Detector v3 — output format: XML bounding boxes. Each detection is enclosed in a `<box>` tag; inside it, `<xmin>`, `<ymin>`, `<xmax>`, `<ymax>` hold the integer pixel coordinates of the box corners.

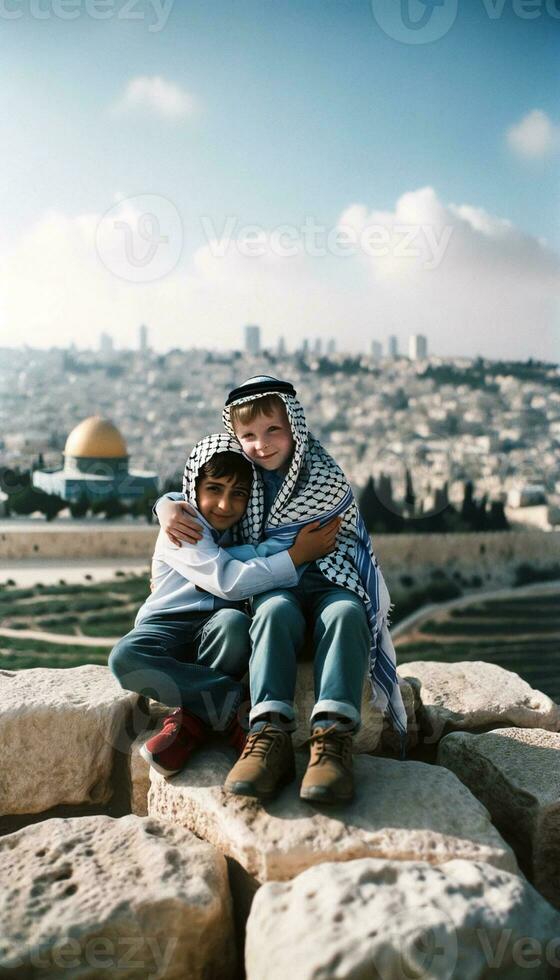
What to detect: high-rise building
<box><xmin>313</xmin><ymin>338</ymin><xmax>322</xmax><ymax>356</ymax></box>
<box><xmin>371</xmin><ymin>340</ymin><xmax>383</xmax><ymax>360</ymax></box>
<box><xmin>244</xmin><ymin>324</ymin><xmax>261</xmax><ymax>356</ymax></box>
<box><xmin>301</xmin><ymin>338</ymin><xmax>309</xmax><ymax>356</ymax></box>
<box><xmin>409</xmin><ymin>333</ymin><xmax>428</xmax><ymax>360</ymax></box>
<box><xmin>99</xmin><ymin>332</ymin><xmax>113</xmax><ymax>355</ymax></box>
<box><xmin>139</xmin><ymin>324</ymin><xmax>149</xmax><ymax>352</ymax></box>
<box><xmin>326</xmin><ymin>339</ymin><xmax>336</xmax><ymax>356</ymax></box>
<box><xmin>277</xmin><ymin>336</ymin><xmax>287</xmax><ymax>356</ymax></box>
<box><xmin>387</xmin><ymin>335</ymin><xmax>399</xmax><ymax>358</ymax></box>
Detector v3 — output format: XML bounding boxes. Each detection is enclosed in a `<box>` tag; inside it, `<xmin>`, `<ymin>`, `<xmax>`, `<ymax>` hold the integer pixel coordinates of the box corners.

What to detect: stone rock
<box><xmin>148</xmin><ymin>746</ymin><xmax>517</xmax><ymax>883</ymax></box>
<box><xmin>0</xmin><ymin>813</ymin><xmax>235</xmax><ymax>979</ymax></box>
<box><xmin>131</xmin><ymin>673</ymin><xmax>418</xmax><ymax>817</ymax></box>
<box><xmin>245</xmin><ymin>857</ymin><xmax>560</xmax><ymax>980</ymax></box>
<box><xmin>130</xmin><ymin>731</ymin><xmax>153</xmax><ymax>817</ymax></box>
<box><xmin>293</xmin><ymin>664</ymin><xmax>418</xmax><ymax>754</ymax></box>
<box><xmin>0</xmin><ymin>665</ymin><xmax>138</xmax><ymax>815</ymax></box>
<box><xmin>398</xmin><ymin>660</ymin><xmax>560</xmax><ymax>744</ymax></box>
<box><xmin>438</xmin><ymin>727</ymin><xmax>560</xmax><ymax>910</ymax></box>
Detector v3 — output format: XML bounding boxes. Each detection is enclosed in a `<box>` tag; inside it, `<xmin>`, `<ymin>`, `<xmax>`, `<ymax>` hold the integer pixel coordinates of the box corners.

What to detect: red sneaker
<box><xmin>139</xmin><ymin>708</ymin><xmax>207</xmax><ymax>777</ymax></box>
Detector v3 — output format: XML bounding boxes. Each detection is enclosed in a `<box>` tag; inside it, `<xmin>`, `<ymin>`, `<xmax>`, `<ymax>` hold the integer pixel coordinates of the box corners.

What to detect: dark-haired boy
<box><xmin>109</xmin><ymin>436</ymin><xmax>338</xmax><ymax>778</ymax></box>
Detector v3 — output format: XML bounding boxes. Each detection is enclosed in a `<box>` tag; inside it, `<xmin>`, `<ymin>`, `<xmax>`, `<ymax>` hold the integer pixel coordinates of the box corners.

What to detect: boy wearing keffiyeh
<box><xmin>109</xmin><ymin>433</ymin><xmax>337</xmax><ymax>779</ymax></box>
<box><xmin>158</xmin><ymin>376</ymin><xmax>407</xmax><ymax>804</ymax></box>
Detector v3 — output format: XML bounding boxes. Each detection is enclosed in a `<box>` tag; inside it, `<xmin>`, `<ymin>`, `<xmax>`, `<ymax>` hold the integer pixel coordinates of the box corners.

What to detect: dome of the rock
<box><xmin>64</xmin><ymin>417</ymin><xmax>128</xmax><ymax>459</ymax></box>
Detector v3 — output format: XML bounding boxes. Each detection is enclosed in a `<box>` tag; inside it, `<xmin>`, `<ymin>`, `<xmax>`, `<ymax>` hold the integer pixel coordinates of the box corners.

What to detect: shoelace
<box><xmin>240</xmin><ymin>726</ymin><xmax>280</xmax><ymax>760</ymax></box>
<box><xmin>304</xmin><ymin>724</ymin><xmax>349</xmax><ymax>761</ymax></box>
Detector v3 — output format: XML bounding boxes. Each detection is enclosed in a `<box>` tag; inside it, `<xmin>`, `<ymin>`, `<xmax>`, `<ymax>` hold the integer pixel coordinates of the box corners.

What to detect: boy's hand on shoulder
<box><xmin>288</xmin><ymin>517</ymin><xmax>342</xmax><ymax>566</ymax></box>
<box><xmin>157</xmin><ymin>499</ymin><xmax>204</xmax><ymax>547</ymax></box>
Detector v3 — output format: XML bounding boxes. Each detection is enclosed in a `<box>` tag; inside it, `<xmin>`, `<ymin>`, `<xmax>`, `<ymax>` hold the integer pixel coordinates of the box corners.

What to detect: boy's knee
<box><xmin>324</xmin><ymin>598</ymin><xmax>369</xmax><ymax>634</ymax></box>
<box><xmin>108</xmin><ymin>638</ymin><xmax>132</xmax><ymax>677</ymax></box>
<box><xmin>252</xmin><ymin>593</ymin><xmax>295</xmax><ymax>622</ymax></box>
<box><xmin>211</xmin><ymin>608</ymin><xmax>250</xmax><ymax>643</ymax></box>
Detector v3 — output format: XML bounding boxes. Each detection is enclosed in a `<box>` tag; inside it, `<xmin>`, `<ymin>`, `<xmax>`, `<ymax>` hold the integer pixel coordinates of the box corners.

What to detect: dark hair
<box><xmin>195</xmin><ymin>450</ymin><xmax>252</xmax><ymax>492</ymax></box>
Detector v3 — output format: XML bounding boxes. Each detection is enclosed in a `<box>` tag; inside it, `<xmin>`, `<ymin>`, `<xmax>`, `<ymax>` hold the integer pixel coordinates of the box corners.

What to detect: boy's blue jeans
<box><xmin>249</xmin><ymin>565</ymin><xmax>370</xmax><ymax>732</ymax></box>
<box><xmin>108</xmin><ymin>607</ymin><xmax>250</xmax><ymax>730</ymax></box>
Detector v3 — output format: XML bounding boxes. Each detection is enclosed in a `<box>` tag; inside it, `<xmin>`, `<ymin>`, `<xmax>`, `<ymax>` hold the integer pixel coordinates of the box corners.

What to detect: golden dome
<box><xmin>64</xmin><ymin>416</ymin><xmax>128</xmax><ymax>459</ymax></box>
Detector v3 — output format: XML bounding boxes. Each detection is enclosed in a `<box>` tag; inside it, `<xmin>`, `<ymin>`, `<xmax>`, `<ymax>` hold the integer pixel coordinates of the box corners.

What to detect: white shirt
<box><xmin>134</xmin><ymin>509</ymin><xmax>297</xmax><ymax>626</ymax></box>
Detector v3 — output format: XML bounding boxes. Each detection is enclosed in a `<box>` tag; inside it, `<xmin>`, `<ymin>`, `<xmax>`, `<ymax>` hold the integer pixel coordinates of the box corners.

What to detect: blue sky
<box><xmin>0</xmin><ymin>0</ymin><xmax>558</xmax><ymax>358</ymax></box>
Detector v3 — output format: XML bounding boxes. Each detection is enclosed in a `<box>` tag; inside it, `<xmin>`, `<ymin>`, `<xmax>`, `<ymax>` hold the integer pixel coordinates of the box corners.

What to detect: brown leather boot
<box><xmin>224</xmin><ymin>723</ymin><xmax>295</xmax><ymax>800</ymax></box>
<box><xmin>300</xmin><ymin>724</ymin><xmax>354</xmax><ymax>804</ymax></box>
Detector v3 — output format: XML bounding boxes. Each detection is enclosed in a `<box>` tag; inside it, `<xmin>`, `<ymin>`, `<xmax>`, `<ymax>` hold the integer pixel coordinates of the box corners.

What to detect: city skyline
<box><xmin>0</xmin><ymin>2</ymin><xmax>558</xmax><ymax>359</ymax></box>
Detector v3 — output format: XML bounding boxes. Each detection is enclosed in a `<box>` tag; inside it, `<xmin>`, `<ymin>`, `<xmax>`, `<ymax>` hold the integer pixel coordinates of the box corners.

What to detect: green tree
<box><xmin>70</xmin><ymin>494</ymin><xmax>89</xmax><ymax>518</ymax></box>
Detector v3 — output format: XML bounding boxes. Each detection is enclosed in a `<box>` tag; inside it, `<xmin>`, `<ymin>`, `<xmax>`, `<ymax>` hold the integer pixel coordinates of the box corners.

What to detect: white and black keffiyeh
<box><xmin>182</xmin><ymin>434</ymin><xmax>250</xmax><ymax>544</ymax></box>
<box><xmin>222</xmin><ymin>375</ymin><xmax>408</xmax><ymax>758</ymax></box>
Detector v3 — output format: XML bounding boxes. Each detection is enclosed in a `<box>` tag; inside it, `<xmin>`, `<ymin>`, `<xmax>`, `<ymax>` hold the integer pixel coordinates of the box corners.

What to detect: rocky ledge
<box><xmin>0</xmin><ymin>659</ymin><xmax>559</xmax><ymax>978</ymax></box>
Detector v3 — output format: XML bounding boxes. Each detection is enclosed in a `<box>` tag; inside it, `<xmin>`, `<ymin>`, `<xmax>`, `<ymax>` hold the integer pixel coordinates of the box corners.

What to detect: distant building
<box><xmin>244</xmin><ymin>325</ymin><xmax>261</xmax><ymax>356</ymax></box>
<box><xmin>326</xmin><ymin>339</ymin><xmax>336</xmax><ymax>356</ymax></box>
<box><xmin>313</xmin><ymin>338</ymin><xmax>322</xmax><ymax>356</ymax></box>
<box><xmin>99</xmin><ymin>332</ymin><xmax>113</xmax><ymax>355</ymax></box>
<box><xmin>409</xmin><ymin>333</ymin><xmax>428</xmax><ymax>360</ymax></box>
<box><xmin>507</xmin><ymin>485</ymin><xmax>547</xmax><ymax>508</ymax></box>
<box><xmin>371</xmin><ymin>340</ymin><xmax>383</xmax><ymax>361</ymax></box>
<box><xmin>139</xmin><ymin>324</ymin><xmax>149</xmax><ymax>352</ymax></box>
<box><xmin>32</xmin><ymin>416</ymin><xmax>158</xmax><ymax>504</ymax></box>
<box><xmin>277</xmin><ymin>336</ymin><xmax>287</xmax><ymax>356</ymax></box>
<box><xmin>301</xmin><ymin>339</ymin><xmax>310</xmax><ymax>356</ymax></box>
<box><xmin>387</xmin><ymin>335</ymin><xmax>399</xmax><ymax>358</ymax></box>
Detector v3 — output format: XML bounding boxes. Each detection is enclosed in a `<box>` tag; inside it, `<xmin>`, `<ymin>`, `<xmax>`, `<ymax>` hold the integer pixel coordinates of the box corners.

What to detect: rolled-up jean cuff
<box><xmin>311</xmin><ymin>699</ymin><xmax>361</xmax><ymax>731</ymax></box>
<box><xmin>250</xmin><ymin>700</ymin><xmax>296</xmax><ymax>731</ymax></box>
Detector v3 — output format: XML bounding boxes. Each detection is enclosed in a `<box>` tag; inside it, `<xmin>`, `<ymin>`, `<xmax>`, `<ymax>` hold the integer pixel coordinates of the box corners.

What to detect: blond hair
<box><xmin>230</xmin><ymin>393</ymin><xmax>287</xmax><ymax>429</ymax></box>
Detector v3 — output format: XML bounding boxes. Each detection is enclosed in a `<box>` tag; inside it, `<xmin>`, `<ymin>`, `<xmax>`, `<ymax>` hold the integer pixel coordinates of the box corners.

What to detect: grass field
<box><xmin>395</xmin><ymin>589</ymin><xmax>560</xmax><ymax>704</ymax></box>
<box><xmin>1</xmin><ymin>576</ymin><xmax>558</xmax><ymax>705</ymax></box>
<box><xmin>0</xmin><ymin>575</ymin><xmax>150</xmax><ymax>670</ymax></box>
<box><xmin>0</xmin><ymin>573</ymin><xmax>150</xmax><ymax>652</ymax></box>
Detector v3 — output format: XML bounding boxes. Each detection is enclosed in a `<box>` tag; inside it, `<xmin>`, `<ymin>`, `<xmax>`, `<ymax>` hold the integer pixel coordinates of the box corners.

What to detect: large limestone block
<box><xmin>0</xmin><ymin>664</ymin><xmax>138</xmax><ymax>815</ymax></box>
<box><xmin>131</xmin><ymin>675</ymin><xmax>418</xmax><ymax>816</ymax></box>
<box><xmin>438</xmin><ymin>727</ymin><xmax>560</xmax><ymax>910</ymax></box>
<box><xmin>148</xmin><ymin>746</ymin><xmax>517</xmax><ymax>882</ymax></box>
<box><xmin>398</xmin><ymin>660</ymin><xmax>560</xmax><ymax>744</ymax></box>
<box><xmin>245</xmin><ymin>857</ymin><xmax>560</xmax><ymax>980</ymax></box>
<box><xmin>293</xmin><ymin>663</ymin><xmax>418</xmax><ymax>754</ymax></box>
<box><xmin>0</xmin><ymin>813</ymin><xmax>236</xmax><ymax>979</ymax></box>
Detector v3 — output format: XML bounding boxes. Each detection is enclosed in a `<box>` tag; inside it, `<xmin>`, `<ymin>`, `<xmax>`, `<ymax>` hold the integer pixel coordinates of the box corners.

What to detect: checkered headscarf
<box><xmin>182</xmin><ymin>433</ymin><xmax>252</xmax><ymax>542</ymax></box>
<box><xmin>223</xmin><ymin>375</ymin><xmax>408</xmax><ymax>755</ymax></box>
<box><xmin>223</xmin><ymin>378</ymin><xmax>364</xmax><ymax>590</ymax></box>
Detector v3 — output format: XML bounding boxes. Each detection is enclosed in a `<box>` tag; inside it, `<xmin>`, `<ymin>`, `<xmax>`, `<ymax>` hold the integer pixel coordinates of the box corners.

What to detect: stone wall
<box><xmin>2</xmin><ymin>524</ymin><xmax>559</xmax><ymax>595</ymax></box>
<box><xmin>1</xmin><ymin>661</ymin><xmax>559</xmax><ymax>977</ymax></box>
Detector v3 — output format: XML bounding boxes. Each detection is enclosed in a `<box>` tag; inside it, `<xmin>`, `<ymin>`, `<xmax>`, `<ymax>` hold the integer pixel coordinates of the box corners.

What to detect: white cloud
<box><xmin>0</xmin><ymin>187</ymin><xmax>558</xmax><ymax>361</ymax></box>
<box><xmin>110</xmin><ymin>76</ymin><xmax>196</xmax><ymax>120</ymax></box>
<box><xmin>506</xmin><ymin>109</ymin><xmax>560</xmax><ymax>159</ymax></box>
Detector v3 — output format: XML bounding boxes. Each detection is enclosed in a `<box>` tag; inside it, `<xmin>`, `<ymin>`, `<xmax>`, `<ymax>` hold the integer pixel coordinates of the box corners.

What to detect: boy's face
<box><xmin>234</xmin><ymin>403</ymin><xmax>294</xmax><ymax>472</ymax></box>
<box><xmin>196</xmin><ymin>474</ymin><xmax>250</xmax><ymax>531</ymax></box>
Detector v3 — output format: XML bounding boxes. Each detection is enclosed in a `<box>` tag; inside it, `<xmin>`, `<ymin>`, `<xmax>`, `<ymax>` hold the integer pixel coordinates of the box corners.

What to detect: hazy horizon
<box><xmin>0</xmin><ymin>0</ymin><xmax>558</xmax><ymax>360</ymax></box>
